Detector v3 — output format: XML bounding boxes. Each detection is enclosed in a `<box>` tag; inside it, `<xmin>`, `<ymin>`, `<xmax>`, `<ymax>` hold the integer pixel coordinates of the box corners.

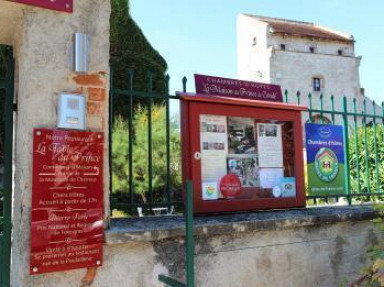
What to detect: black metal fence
<box><xmin>0</xmin><ymin>48</ymin><xmax>14</xmax><ymax>287</ymax></box>
<box><xmin>109</xmin><ymin>71</ymin><xmax>184</xmax><ymax>216</ymax></box>
<box><xmin>110</xmin><ymin>71</ymin><xmax>384</xmax><ymax>216</ymax></box>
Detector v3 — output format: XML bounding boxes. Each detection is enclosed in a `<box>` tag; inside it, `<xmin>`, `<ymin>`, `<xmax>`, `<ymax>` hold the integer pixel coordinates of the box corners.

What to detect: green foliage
<box><xmin>343</xmin><ymin>125</ymin><xmax>384</xmax><ymax>285</ymax></box>
<box><xmin>112</xmin><ymin>104</ymin><xmax>181</xmax><ymax>205</ymax></box>
<box><xmin>110</xmin><ymin>0</ymin><xmax>167</xmax><ymax>92</ymax></box>
<box><xmin>349</xmin><ymin>125</ymin><xmax>384</xmax><ymax>195</ymax></box>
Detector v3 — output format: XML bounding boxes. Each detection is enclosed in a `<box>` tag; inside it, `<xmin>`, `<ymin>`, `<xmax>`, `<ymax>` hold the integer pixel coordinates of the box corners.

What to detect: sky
<box><xmin>131</xmin><ymin>0</ymin><xmax>384</xmax><ymax>107</ymax></box>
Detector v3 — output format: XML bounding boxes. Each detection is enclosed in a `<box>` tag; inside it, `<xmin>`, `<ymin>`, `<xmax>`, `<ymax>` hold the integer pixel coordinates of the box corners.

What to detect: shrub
<box><xmin>111</xmin><ymin>104</ymin><xmax>181</xmax><ymax>205</ymax></box>
<box><xmin>349</xmin><ymin>125</ymin><xmax>384</xmax><ymax>195</ymax></box>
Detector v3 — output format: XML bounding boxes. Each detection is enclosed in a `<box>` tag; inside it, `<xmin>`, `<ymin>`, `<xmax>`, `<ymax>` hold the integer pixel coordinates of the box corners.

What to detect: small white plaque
<box><xmin>57</xmin><ymin>93</ymin><xmax>86</xmax><ymax>130</ymax></box>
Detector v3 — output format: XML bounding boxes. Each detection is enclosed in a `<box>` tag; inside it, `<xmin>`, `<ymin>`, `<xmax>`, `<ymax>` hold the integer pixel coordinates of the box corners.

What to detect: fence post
<box><xmin>147</xmin><ymin>72</ymin><xmax>154</xmax><ymax>211</ymax></box>
<box><xmin>342</xmin><ymin>97</ymin><xmax>351</xmax><ymax>205</ymax></box>
<box><xmin>183</xmin><ymin>77</ymin><xmax>187</xmax><ymax>93</ymax></box>
<box><xmin>320</xmin><ymin>94</ymin><xmax>324</xmax><ymax>124</ymax></box>
<box><xmin>186</xmin><ymin>181</ymin><xmax>195</xmax><ymax>287</ymax></box>
<box><xmin>331</xmin><ymin>95</ymin><xmax>335</xmax><ymax>124</ymax></box>
<box><xmin>1</xmin><ymin>55</ymin><xmax>14</xmax><ymax>287</ymax></box>
<box><xmin>352</xmin><ymin>98</ymin><xmax>361</xmax><ymax>194</ymax></box>
<box><xmin>128</xmin><ymin>71</ymin><xmax>134</xmax><ymax>213</ymax></box>
<box><xmin>165</xmin><ymin>74</ymin><xmax>172</xmax><ymax>210</ymax></box>
<box><xmin>308</xmin><ymin>93</ymin><xmax>312</xmax><ymax>122</ymax></box>
<box><xmin>362</xmin><ymin>100</ymin><xmax>371</xmax><ymax>195</ymax></box>
<box><xmin>158</xmin><ymin>181</ymin><xmax>194</xmax><ymax>287</ymax></box>
<box><xmin>372</xmin><ymin>101</ymin><xmax>380</xmax><ymax>193</ymax></box>
<box><xmin>109</xmin><ymin>69</ymin><xmax>114</xmax><ymax>218</ymax></box>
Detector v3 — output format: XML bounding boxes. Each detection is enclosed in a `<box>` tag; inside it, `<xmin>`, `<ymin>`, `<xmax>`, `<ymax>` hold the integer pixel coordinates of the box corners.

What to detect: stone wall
<box><xmin>0</xmin><ymin>1</ymin><xmax>110</xmax><ymax>286</ymax></box>
<box><xmin>20</xmin><ymin>207</ymin><xmax>383</xmax><ymax>287</ymax></box>
<box><xmin>237</xmin><ymin>14</ymin><xmax>271</xmax><ymax>83</ymax></box>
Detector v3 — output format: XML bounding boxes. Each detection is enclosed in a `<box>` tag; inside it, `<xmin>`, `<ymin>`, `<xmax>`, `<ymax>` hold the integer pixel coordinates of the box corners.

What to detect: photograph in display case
<box><xmin>227</xmin><ymin>155</ymin><xmax>259</xmax><ymax>187</ymax></box>
<box><xmin>257</xmin><ymin>123</ymin><xmax>283</xmax><ymax>168</ymax></box>
<box><xmin>199</xmin><ymin>115</ymin><xmax>228</xmax><ymax>200</ymax></box>
<box><xmin>199</xmin><ymin>114</ymin><xmax>296</xmax><ymax>201</ymax></box>
<box><xmin>228</xmin><ymin>117</ymin><xmax>256</xmax><ymax>154</ymax></box>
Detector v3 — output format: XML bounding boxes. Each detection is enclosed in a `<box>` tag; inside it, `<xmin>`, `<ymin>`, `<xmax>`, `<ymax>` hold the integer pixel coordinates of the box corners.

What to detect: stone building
<box><xmin>237</xmin><ymin>14</ymin><xmax>379</xmax><ymax>124</ymax></box>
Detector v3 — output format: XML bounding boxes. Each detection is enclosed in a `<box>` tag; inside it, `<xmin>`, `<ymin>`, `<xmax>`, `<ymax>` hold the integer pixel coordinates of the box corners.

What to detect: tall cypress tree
<box><xmin>110</xmin><ymin>0</ymin><xmax>167</xmax><ymax>92</ymax></box>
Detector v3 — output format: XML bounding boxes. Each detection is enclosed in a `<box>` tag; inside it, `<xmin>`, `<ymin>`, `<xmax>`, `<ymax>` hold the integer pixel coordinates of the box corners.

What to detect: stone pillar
<box><xmin>5</xmin><ymin>1</ymin><xmax>111</xmax><ymax>285</ymax></box>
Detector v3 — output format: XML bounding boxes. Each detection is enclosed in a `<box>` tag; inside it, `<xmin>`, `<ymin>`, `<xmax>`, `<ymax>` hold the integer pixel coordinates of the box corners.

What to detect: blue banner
<box><xmin>305</xmin><ymin>123</ymin><xmax>345</xmax><ymax>196</ymax></box>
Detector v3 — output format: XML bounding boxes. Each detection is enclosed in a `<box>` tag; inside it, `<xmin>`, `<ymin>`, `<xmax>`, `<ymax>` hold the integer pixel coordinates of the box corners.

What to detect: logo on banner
<box><xmin>314</xmin><ymin>147</ymin><xmax>339</xmax><ymax>182</ymax></box>
<box><xmin>319</xmin><ymin>126</ymin><xmax>332</xmax><ymax>139</ymax></box>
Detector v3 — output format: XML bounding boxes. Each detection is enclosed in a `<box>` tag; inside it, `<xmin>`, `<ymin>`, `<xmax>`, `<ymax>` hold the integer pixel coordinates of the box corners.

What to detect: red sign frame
<box><xmin>8</xmin><ymin>0</ymin><xmax>73</xmax><ymax>13</ymax></box>
<box><xmin>30</xmin><ymin>129</ymin><xmax>103</xmax><ymax>274</ymax></box>
<box><xmin>180</xmin><ymin>94</ymin><xmax>307</xmax><ymax>214</ymax></box>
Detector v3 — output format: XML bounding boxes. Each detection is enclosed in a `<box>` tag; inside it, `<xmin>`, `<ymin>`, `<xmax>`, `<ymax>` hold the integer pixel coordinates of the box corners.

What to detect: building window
<box><xmin>252</xmin><ymin>37</ymin><xmax>257</xmax><ymax>46</ymax></box>
<box><xmin>309</xmin><ymin>46</ymin><xmax>315</xmax><ymax>53</ymax></box>
<box><xmin>338</xmin><ymin>49</ymin><xmax>343</xmax><ymax>56</ymax></box>
<box><xmin>313</xmin><ymin>77</ymin><xmax>321</xmax><ymax>91</ymax></box>
<box><xmin>280</xmin><ymin>44</ymin><xmax>286</xmax><ymax>50</ymax></box>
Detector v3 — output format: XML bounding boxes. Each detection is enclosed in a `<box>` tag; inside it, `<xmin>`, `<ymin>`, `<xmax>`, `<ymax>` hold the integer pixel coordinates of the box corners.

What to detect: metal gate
<box><xmin>0</xmin><ymin>46</ymin><xmax>14</xmax><ymax>287</ymax></box>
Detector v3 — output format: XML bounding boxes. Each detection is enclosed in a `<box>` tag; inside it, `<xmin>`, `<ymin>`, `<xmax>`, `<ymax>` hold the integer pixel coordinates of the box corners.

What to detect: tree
<box><xmin>111</xmin><ymin>105</ymin><xmax>181</xmax><ymax>205</ymax></box>
<box><xmin>109</xmin><ymin>1</ymin><xmax>175</xmax><ymax>212</ymax></box>
<box><xmin>110</xmin><ymin>0</ymin><xmax>167</xmax><ymax>92</ymax></box>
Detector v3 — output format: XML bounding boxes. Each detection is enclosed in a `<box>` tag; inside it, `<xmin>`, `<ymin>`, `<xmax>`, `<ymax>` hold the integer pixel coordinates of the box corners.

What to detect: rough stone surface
<box><xmin>21</xmin><ymin>207</ymin><xmax>384</xmax><ymax>287</ymax></box>
<box><xmin>87</xmin><ymin>101</ymin><xmax>104</xmax><ymax>115</ymax></box>
<box><xmin>0</xmin><ymin>1</ymin><xmax>110</xmax><ymax>286</ymax></box>
<box><xmin>88</xmin><ymin>87</ymin><xmax>107</xmax><ymax>101</ymax></box>
<box><xmin>105</xmin><ymin>206</ymin><xmax>377</xmax><ymax>243</ymax></box>
<box><xmin>73</xmin><ymin>74</ymin><xmax>107</xmax><ymax>87</ymax></box>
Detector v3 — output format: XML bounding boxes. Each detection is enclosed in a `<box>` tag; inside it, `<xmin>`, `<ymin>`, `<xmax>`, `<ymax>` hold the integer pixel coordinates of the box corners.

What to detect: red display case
<box><xmin>180</xmin><ymin>93</ymin><xmax>307</xmax><ymax>214</ymax></box>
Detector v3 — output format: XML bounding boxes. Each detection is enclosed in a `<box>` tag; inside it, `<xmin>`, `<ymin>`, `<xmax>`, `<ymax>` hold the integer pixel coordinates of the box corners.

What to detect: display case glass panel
<box><xmin>199</xmin><ymin>114</ymin><xmax>296</xmax><ymax>202</ymax></box>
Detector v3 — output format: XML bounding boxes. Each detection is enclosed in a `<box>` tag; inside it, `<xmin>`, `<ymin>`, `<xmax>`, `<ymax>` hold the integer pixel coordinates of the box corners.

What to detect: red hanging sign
<box><xmin>195</xmin><ymin>74</ymin><xmax>283</xmax><ymax>102</ymax></box>
<box><xmin>8</xmin><ymin>0</ymin><xmax>73</xmax><ymax>13</ymax></box>
<box><xmin>30</xmin><ymin>129</ymin><xmax>103</xmax><ymax>275</ymax></box>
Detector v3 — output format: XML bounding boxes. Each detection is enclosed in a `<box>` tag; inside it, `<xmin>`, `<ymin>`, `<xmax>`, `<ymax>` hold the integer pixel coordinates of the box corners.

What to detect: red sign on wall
<box><xmin>195</xmin><ymin>74</ymin><xmax>283</xmax><ymax>102</ymax></box>
<box><xmin>30</xmin><ymin>129</ymin><xmax>103</xmax><ymax>275</ymax></box>
<box><xmin>8</xmin><ymin>0</ymin><xmax>73</xmax><ymax>13</ymax></box>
